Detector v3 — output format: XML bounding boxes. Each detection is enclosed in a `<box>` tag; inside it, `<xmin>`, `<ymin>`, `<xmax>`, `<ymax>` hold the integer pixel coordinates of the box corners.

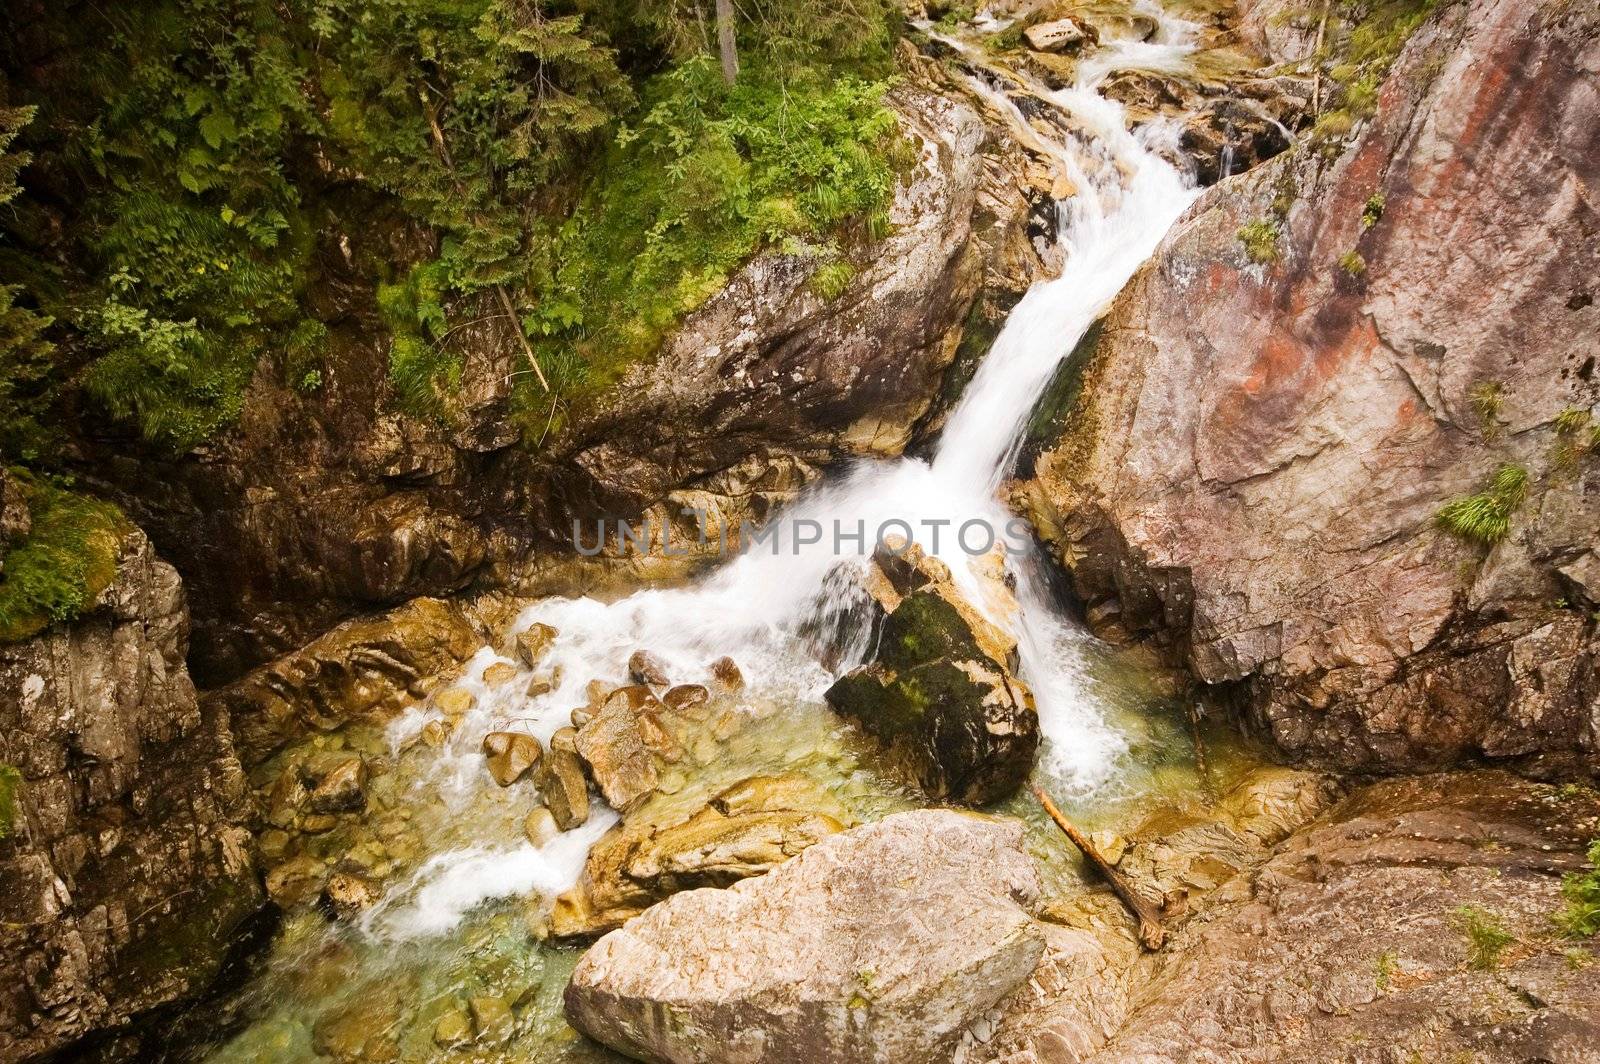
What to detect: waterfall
<box><xmin>367</xmin><ymin>4</ymin><xmax>1204</xmax><ymax>941</ymax></box>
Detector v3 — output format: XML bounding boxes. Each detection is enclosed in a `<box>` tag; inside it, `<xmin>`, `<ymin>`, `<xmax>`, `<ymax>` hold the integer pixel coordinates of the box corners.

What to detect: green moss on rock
<box><xmin>826</xmin><ymin>588</ymin><xmax>1037</xmax><ymax>805</ymax></box>
<box><xmin>0</xmin><ymin>474</ymin><xmax>129</xmax><ymax>643</ymax></box>
<box><xmin>0</xmin><ymin>763</ymin><xmax>21</xmax><ymax>838</ymax></box>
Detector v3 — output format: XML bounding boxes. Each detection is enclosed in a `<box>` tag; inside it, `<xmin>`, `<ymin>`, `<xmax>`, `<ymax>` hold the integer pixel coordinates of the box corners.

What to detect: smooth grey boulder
<box><xmin>564</xmin><ymin>810</ymin><xmax>1047</xmax><ymax>1064</ymax></box>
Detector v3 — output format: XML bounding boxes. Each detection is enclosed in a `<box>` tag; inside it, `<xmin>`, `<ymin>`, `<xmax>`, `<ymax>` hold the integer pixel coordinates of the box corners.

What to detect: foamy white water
<box><xmin>378</xmin><ymin>6</ymin><xmax>1204</xmax><ymax>939</ymax></box>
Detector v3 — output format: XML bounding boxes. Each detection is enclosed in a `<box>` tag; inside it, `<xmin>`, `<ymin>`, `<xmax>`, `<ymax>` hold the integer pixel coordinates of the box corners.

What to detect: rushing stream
<box><xmin>202</xmin><ymin>4</ymin><xmax>1262</xmax><ymax>1060</ymax></box>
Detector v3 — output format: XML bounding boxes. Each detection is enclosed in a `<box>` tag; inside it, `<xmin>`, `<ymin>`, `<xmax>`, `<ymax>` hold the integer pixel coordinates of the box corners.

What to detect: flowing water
<box><xmin>200</xmin><ymin>5</ymin><xmax>1267</xmax><ymax>1060</ymax></box>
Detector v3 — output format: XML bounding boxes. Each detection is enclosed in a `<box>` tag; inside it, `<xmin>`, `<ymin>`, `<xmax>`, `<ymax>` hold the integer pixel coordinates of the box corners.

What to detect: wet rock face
<box><xmin>574</xmin><ymin>685</ymin><xmax>667</xmax><ymax>812</ymax></box>
<box><xmin>1025</xmin><ymin>0</ymin><xmax>1600</xmax><ymax>772</ymax></box>
<box><xmin>1098</xmin><ymin>69</ymin><xmax>1306</xmax><ymax>188</ymax></box>
<box><xmin>826</xmin><ymin>547</ymin><xmax>1039</xmax><ymax>804</ymax></box>
<box><xmin>0</xmin><ymin>529</ymin><xmax>262</xmax><ymax>1061</ymax></box>
<box><xmin>565</xmin><ymin>810</ymin><xmax>1047</xmax><ymax>1064</ymax></box>
<box><xmin>203</xmin><ymin>596</ymin><xmax>481</xmax><ymax>766</ymax></box>
<box><xmin>550</xmin><ymin>774</ymin><xmax>852</xmax><ymax>938</ymax></box>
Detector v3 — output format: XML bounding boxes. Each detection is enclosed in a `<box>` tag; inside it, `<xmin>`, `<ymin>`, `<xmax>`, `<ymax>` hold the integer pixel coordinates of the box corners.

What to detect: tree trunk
<box><xmin>714</xmin><ymin>0</ymin><xmax>739</xmax><ymax>85</ymax></box>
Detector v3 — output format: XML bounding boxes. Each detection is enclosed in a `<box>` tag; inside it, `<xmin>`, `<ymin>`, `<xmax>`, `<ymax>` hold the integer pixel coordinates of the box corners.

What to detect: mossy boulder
<box><xmin>826</xmin><ymin>587</ymin><xmax>1038</xmax><ymax>805</ymax></box>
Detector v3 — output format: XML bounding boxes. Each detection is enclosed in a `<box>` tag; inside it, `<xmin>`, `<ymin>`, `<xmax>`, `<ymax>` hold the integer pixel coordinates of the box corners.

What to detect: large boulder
<box><xmin>1023</xmin><ymin>0</ymin><xmax>1600</xmax><ymax>772</ymax></box>
<box><xmin>565</xmin><ymin>810</ymin><xmax>1048</xmax><ymax>1064</ymax></box>
<box><xmin>550</xmin><ymin>774</ymin><xmax>852</xmax><ymax>938</ymax></box>
<box><xmin>0</xmin><ymin>528</ymin><xmax>262</xmax><ymax>1060</ymax></box>
<box><xmin>826</xmin><ymin>546</ymin><xmax>1038</xmax><ymax>804</ymax></box>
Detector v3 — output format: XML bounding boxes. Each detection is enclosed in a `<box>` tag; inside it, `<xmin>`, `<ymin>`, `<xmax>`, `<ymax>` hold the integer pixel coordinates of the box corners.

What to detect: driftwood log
<box><xmin>1031</xmin><ymin>783</ymin><xmax>1166</xmax><ymax>950</ymax></box>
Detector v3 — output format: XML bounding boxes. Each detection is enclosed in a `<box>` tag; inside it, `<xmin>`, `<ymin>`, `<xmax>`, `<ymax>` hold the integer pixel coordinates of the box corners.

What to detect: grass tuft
<box><xmin>1436</xmin><ymin>464</ymin><xmax>1528</xmax><ymax>545</ymax></box>
<box><xmin>1362</xmin><ymin>192</ymin><xmax>1386</xmax><ymax>229</ymax></box>
<box><xmin>1454</xmin><ymin>905</ymin><xmax>1515</xmax><ymax>970</ymax></box>
<box><xmin>1238</xmin><ymin>219</ymin><xmax>1280</xmax><ymax>263</ymax></box>
<box><xmin>1468</xmin><ymin>381</ymin><xmax>1503</xmax><ymax>439</ymax></box>
<box><xmin>0</xmin><ymin>763</ymin><xmax>19</xmax><ymax>839</ymax></box>
<box><xmin>1557</xmin><ymin>838</ymin><xmax>1600</xmax><ymax>939</ymax></box>
<box><xmin>809</xmin><ymin>260</ymin><xmax>857</xmax><ymax>301</ymax></box>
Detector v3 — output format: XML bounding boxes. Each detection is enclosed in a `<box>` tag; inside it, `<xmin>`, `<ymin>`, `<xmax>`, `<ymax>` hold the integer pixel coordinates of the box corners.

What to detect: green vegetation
<box><xmin>0</xmin><ymin>763</ymin><xmax>19</xmax><ymax>839</ymax></box>
<box><xmin>1374</xmin><ymin>949</ymin><xmax>1397</xmax><ymax>989</ymax></box>
<box><xmin>1238</xmin><ymin>219</ymin><xmax>1281</xmax><ymax>263</ymax></box>
<box><xmin>1338</xmin><ymin>249</ymin><xmax>1367</xmax><ymax>276</ymax></box>
<box><xmin>520</xmin><ymin>58</ymin><xmax>903</xmax><ymax>422</ymax></box>
<box><xmin>1557</xmin><ymin>838</ymin><xmax>1600</xmax><ymax>939</ymax></box>
<box><xmin>1468</xmin><ymin>380</ymin><xmax>1503</xmax><ymax>439</ymax></box>
<box><xmin>935</xmin><ymin>4</ymin><xmax>978</xmax><ymax>30</ymax></box>
<box><xmin>1436</xmin><ymin>464</ymin><xmax>1528</xmax><ymax>545</ymax></box>
<box><xmin>1453</xmin><ymin>905</ymin><xmax>1515</xmax><ymax>970</ymax></box>
<box><xmin>1362</xmin><ymin>192</ymin><xmax>1386</xmax><ymax>228</ymax></box>
<box><xmin>1310</xmin><ymin>0</ymin><xmax>1447</xmax><ymax>150</ymax></box>
<box><xmin>1552</xmin><ymin>406</ymin><xmax>1596</xmax><ymax>472</ymax></box>
<box><xmin>810</xmin><ymin>260</ymin><xmax>859</xmax><ymax>301</ymax></box>
<box><xmin>0</xmin><ymin>474</ymin><xmax>129</xmax><ymax>642</ymax></box>
<box><xmin>0</xmin><ymin>107</ymin><xmax>58</xmax><ymax>464</ymax></box>
<box><xmin>0</xmin><ymin>0</ymin><xmax>905</xmax><ymax>454</ymax></box>
<box><xmin>1554</xmin><ymin>406</ymin><xmax>1591</xmax><ymax>436</ymax></box>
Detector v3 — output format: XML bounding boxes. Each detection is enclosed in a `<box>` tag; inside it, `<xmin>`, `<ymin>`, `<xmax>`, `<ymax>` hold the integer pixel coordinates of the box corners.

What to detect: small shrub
<box><xmin>1557</xmin><ymin>838</ymin><xmax>1600</xmax><ymax>939</ymax></box>
<box><xmin>284</xmin><ymin>319</ymin><xmax>328</xmax><ymax>392</ymax></box>
<box><xmin>1339</xmin><ymin>250</ymin><xmax>1367</xmax><ymax>276</ymax></box>
<box><xmin>1436</xmin><ymin>464</ymin><xmax>1528</xmax><ymax>545</ymax></box>
<box><xmin>1362</xmin><ymin>192</ymin><xmax>1386</xmax><ymax>228</ymax></box>
<box><xmin>1454</xmin><ymin>906</ymin><xmax>1515</xmax><ymax>970</ymax></box>
<box><xmin>1238</xmin><ymin>219</ymin><xmax>1280</xmax><ymax>263</ymax></box>
<box><xmin>935</xmin><ymin>3</ymin><xmax>977</xmax><ymax>30</ymax></box>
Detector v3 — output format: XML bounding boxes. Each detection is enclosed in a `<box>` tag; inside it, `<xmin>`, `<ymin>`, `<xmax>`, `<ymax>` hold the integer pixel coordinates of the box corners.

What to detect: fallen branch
<box><xmin>495</xmin><ymin>284</ymin><xmax>551</xmax><ymax>393</ymax></box>
<box><xmin>1031</xmin><ymin>782</ymin><xmax>1166</xmax><ymax>950</ymax></box>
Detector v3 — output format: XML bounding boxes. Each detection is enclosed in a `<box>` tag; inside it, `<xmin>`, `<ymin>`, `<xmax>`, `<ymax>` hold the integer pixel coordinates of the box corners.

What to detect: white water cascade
<box><xmin>364</xmin><ymin>3</ymin><xmax>1205</xmax><ymax>941</ymax></box>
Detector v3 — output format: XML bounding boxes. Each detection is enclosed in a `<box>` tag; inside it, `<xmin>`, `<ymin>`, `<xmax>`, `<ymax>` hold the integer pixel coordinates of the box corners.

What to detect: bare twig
<box><xmin>1032</xmin><ymin>782</ymin><xmax>1166</xmax><ymax>950</ymax></box>
<box><xmin>495</xmin><ymin>284</ymin><xmax>550</xmax><ymax>393</ymax></box>
<box><xmin>1310</xmin><ymin>0</ymin><xmax>1331</xmax><ymax>115</ymax></box>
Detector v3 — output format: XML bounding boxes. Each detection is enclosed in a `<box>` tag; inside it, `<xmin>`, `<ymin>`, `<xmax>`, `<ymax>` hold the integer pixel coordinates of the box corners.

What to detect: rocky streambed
<box><xmin>193</xmin><ymin>542</ymin><xmax>1278</xmax><ymax>1063</ymax></box>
